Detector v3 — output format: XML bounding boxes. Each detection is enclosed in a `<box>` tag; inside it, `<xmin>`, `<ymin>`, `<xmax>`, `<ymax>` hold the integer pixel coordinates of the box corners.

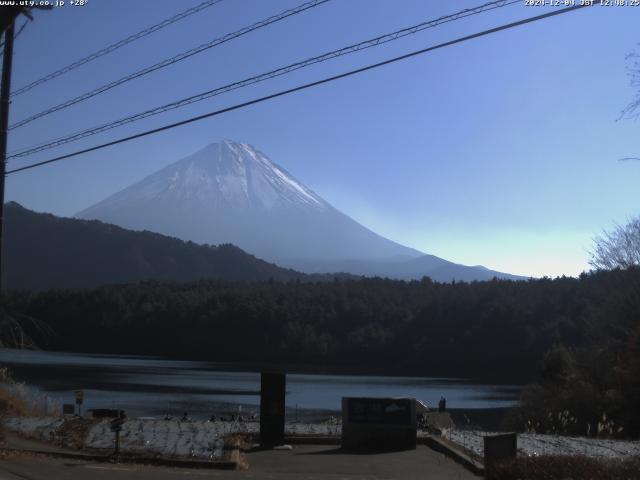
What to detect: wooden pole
<box><xmin>0</xmin><ymin>20</ymin><xmax>15</xmax><ymax>292</ymax></box>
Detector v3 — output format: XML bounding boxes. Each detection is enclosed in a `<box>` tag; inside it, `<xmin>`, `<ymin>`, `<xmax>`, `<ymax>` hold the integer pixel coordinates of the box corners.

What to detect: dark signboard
<box><xmin>347</xmin><ymin>397</ymin><xmax>413</xmax><ymax>425</ymax></box>
<box><xmin>91</xmin><ymin>409</ymin><xmax>126</xmax><ymax>419</ymax></box>
<box><xmin>342</xmin><ymin>397</ymin><xmax>417</xmax><ymax>450</ymax></box>
<box><xmin>62</xmin><ymin>404</ymin><xmax>75</xmax><ymax>415</ymax></box>
<box><xmin>110</xmin><ymin>417</ymin><xmax>125</xmax><ymax>432</ymax></box>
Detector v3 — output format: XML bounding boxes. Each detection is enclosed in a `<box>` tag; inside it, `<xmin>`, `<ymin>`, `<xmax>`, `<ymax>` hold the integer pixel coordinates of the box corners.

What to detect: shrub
<box><xmin>492</xmin><ymin>455</ymin><xmax>640</xmax><ymax>480</ymax></box>
<box><xmin>0</xmin><ymin>367</ymin><xmax>58</xmax><ymax>417</ymax></box>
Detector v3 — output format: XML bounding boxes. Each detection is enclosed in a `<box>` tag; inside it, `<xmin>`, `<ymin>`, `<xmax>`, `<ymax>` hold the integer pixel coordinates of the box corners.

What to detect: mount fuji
<box><xmin>76</xmin><ymin>140</ymin><xmax>523</xmax><ymax>281</ymax></box>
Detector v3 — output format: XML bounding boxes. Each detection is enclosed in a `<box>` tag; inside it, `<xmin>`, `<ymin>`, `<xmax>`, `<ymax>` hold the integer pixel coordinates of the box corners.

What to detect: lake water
<box><xmin>0</xmin><ymin>349</ymin><xmax>519</xmax><ymax>419</ymax></box>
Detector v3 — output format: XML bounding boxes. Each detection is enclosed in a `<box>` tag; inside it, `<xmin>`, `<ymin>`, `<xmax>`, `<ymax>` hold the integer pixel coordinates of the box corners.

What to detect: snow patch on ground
<box><xmin>4</xmin><ymin>417</ymin><xmax>245</xmax><ymax>459</ymax></box>
<box><xmin>22</xmin><ymin>417</ymin><xmax>638</xmax><ymax>461</ymax></box>
<box><xmin>3</xmin><ymin>417</ymin><xmax>64</xmax><ymax>441</ymax></box>
<box><xmin>3</xmin><ymin>416</ymin><xmax>343</xmax><ymax>459</ymax></box>
<box><xmin>85</xmin><ymin>419</ymin><xmax>232</xmax><ymax>459</ymax></box>
<box><xmin>445</xmin><ymin>429</ymin><xmax>640</xmax><ymax>460</ymax></box>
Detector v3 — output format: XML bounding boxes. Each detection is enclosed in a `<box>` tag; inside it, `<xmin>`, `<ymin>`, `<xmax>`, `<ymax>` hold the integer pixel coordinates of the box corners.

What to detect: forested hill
<box><xmin>5</xmin><ymin>268</ymin><xmax>639</xmax><ymax>385</ymax></box>
<box><xmin>2</xmin><ymin>202</ymin><xmax>320</xmax><ymax>290</ymax></box>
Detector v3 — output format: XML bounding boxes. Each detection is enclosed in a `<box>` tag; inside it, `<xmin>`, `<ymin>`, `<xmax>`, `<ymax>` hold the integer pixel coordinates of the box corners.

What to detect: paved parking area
<box><xmin>0</xmin><ymin>444</ymin><xmax>479</xmax><ymax>480</ymax></box>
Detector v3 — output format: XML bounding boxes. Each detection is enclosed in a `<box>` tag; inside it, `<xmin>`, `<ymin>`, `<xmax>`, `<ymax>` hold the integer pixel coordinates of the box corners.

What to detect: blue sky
<box><xmin>4</xmin><ymin>0</ymin><xmax>639</xmax><ymax>278</ymax></box>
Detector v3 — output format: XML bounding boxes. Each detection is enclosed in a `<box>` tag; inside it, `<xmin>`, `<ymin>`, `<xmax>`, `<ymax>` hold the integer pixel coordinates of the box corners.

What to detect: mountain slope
<box><xmin>2</xmin><ymin>202</ymin><xmax>317</xmax><ymax>290</ymax></box>
<box><xmin>76</xmin><ymin>140</ymin><xmax>423</xmax><ymax>265</ymax></box>
<box><xmin>76</xmin><ymin>139</ymin><xmax>524</xmax><ymax>281</ymax></box>
<box><xmin>294</xmin><ymin>255</ymin><xmax>524</xmax><ymax>282</ymax></box>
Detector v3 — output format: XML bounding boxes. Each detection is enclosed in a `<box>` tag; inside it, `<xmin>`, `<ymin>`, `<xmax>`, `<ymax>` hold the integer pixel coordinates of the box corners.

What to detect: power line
<box><xmin>10</xmin><ymin>0</ymin><xmax>225</xmax><ymax>97</ymax></box>
<box><xmin>6</xmin><ymin>3</ymin><xmax>593</xmax><ymax>176</ymax></box>
<box><xmin>8</xmin><ymin>0</ymin><xmax>519</xmax><ymax>161</ymax></box>
<box><xmin>9</xmin><ymin>0</ymin><xmax>331</xmax><ymax>130</ymax></box>
<box><xmin>14</xmin><ymin>20</ymin><xmax>28</xmax><ymax>39</ymax></box>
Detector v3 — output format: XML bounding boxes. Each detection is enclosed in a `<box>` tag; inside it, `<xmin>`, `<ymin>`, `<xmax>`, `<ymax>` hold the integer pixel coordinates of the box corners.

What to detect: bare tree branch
<box><xmin>619</xmin><ymin>47</ymin><xmax>640</xmax><ymax>121</ymax></box>
<box><xmin>0</xmin><ymin>303</ymin><xmax>53</xmax><ymax>349</ymax></box>
<box><xmin>589</xmin><ymin>216</ymin><xmax>640</xmax><ymax>270</ymax></box>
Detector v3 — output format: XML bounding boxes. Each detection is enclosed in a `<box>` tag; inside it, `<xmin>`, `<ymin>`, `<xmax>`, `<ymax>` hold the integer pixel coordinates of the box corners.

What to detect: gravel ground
<box><xmin>445</xmin><ymin>429</ymin><xmax>640</xmax><ymax>460</ymax></box>
<box><xmin>10</xmin><ymin>416</ymin><xmax>638</xmax><ymax>462</ymax></box>
<box><xmin>3</xmin><ymin>416</ymin><xmax>342</xmax><ymax>459</ymax></box>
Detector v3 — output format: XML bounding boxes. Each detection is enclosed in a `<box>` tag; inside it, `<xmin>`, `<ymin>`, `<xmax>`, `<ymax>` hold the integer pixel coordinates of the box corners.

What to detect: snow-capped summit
<box><xmin>160</xmin><ymin>140</ymin><xmax>327</xmax><ymax>211</ymax></box>
<box><xmin>88</xmin><ymin>140</ymin><xmax>326</xmax><ymax>214</ymax></box>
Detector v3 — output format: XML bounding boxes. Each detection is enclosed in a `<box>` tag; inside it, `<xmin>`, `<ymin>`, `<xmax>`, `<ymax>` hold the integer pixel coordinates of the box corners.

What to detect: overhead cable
<box><xmin>6</xmin><ymin>3</ymin><xmax>593</xmax><ymax>175</ymax></box>
<box><xmin>11</xmin><ymin>0</ymin><xmax>226</xmax><ymax>96</ymax></box>
<box><xmin>8</xmin><ymin>0</ymin><xmax>518</xmax><ymax>159</ymax></box>
<box><xmin>9</xmin><ymin>0</ymin><xmax>331</xmax><ymax>129</ymax></box>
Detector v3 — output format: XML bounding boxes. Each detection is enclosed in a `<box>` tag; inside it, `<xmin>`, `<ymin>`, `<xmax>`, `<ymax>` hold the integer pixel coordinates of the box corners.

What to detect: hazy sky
<box><xmin>5</xmin><ymin>0</ymin><xmax>639</xmax><ymax>278</ymax></box>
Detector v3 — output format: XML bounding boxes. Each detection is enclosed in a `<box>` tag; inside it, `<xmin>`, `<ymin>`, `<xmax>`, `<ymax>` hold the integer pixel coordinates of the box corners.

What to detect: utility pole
<box><xmin>0</xmin><ymin>20</ymin><xmax>15</xmax><ymax>293</ymax></box>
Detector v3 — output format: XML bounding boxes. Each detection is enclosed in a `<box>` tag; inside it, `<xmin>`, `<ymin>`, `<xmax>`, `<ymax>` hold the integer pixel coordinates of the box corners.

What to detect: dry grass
<box><xmin>492</xmin><ymin>454</ymin><xmax>640</xmax><ymax>480</ymax></box>
<box><xmin>53</xmin><ymin>417</ymin><xmax>99</xmax><ymax>450</ymax></box>
<box><xmin>0</xmin><ymin>388</ymin><xmax>33</xmax><ymax>418</ymax></box>
<box><xmin>223</xmin><ymin>433</ymin><xmax>250</xmax><ymax>469</ymax></box>
<box><xmin>0</xmin><ymin>367</ymin><xmax>58</xmax><ymax>418</ymax></box>
<box><xmin>1</xmin><ymin>367</ymin><xmax>60</xmax><ymax>450</ymax></box>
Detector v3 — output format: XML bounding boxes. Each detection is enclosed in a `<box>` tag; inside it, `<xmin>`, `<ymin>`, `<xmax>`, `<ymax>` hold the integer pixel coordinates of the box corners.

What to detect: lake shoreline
<box><xmin>2</xmin><ymin>346</ymin><xmax>527</xmax><ymax>385</ymax></box>
<box><xmin>0</xmin><ymin>348</ymin><xmax>521</xmax><ymax>417</ymax></box>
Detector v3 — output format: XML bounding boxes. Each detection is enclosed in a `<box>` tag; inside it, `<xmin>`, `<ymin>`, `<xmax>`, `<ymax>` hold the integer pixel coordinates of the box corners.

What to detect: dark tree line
<box><xmin>0</xmin><ymin>269</ymin><xmax>635</xmax><ymax>379</ymax></box>
<box><xmin>2</xmin><ymin>268</ymin><xmax>639</xmax><ymax>435</ymax></box>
